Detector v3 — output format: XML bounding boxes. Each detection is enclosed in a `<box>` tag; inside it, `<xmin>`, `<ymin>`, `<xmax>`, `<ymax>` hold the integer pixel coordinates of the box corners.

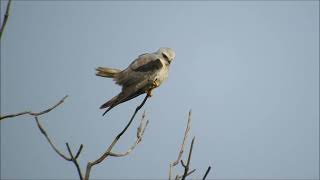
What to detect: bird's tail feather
<box><xmin>100</xmin><ymin>95</ymin><xmax>119</xmax><ymax>109</ymax></box>
<box><xmin>100</xmin><ymin>95</ymin><xmax>119</xmax><ymax>116</ymax></box>
<box><xmin>100</xmin><ymin>91</ymin><xmax>145</xmax><ymax>116</ymax></box>
<box><xmin>102</xmin><ymin>106</ymin><xmax>115</xmax><ymax>116</ymax></box>
<box><xmin>96</xmin><ymin>67</ymin><xmax>121</xmax><ymax>78</ymax></box>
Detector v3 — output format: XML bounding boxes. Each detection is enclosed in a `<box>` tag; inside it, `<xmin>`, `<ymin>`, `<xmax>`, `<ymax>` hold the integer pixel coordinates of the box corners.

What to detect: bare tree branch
<box><xmin>1</xmin><ymin>93</ymin><xmax>150</xmax><ymax>179</ymax></box>
<box><xmin>172</xmin><ymin>110</ymin><xmax>192</xmax><ymax>166</ymax></box>
<box><xmin>169</xmin><ymin>163</ymin><xmax>173</xmax><ymax>180</ymax></box>
<box><xmin>174</xmin><ymin>169</ymin><xmax>196</xmax><ymax>180</ymax></box>
<box><xmin>0</xmin><ymin>0</ymin><xmax>12</xmax><ymax>39</ymax></box>
<box><xmin>169</xmin><ymin>110</ymin><xmax>192</xmax><ymax>180</ymax></box>
<box><xmin>29</xmin><ymin>97</ymin><xmax>84</xmax><ymax>179</ymax></box>
<box><xmin>3</xmin><ymin>95</ymin><xmax>84</xmax><ymax>179</ymax></box>
<box><xmin>202</xmin><ymin>166</ymin><xmax>211</xmax><ymax>180</ymax></box>
<box><xmin>3</xmin><ymin>92</ymin><xmax>206</xmax><ymax>180</ymax></box>
<box><xmin>169</xmin><ymin>111</ymin><xmax>211</xmax><ymax>180</ymax></box>
<box><xmin>187</xmin><ymin>168</ymin><xmax>196</xmax><ymax>176</ymax></box>
<box><xmin>181</xmin><ymin>160</ymin><xmax>186</xmax><ymax>168</ymax></box>
<box><xmin>170</xmin><ymin>111</ymin><xmax>196</xmax><ymax>180</ymax></box>
<box><xmin>66</xmin><ymin>143</ymin><xmax>84</xmax><ymax>180</ymax></box>
<box><xmin>109</xmin><ymin>111</ymin><xmax>149</xmax><ymax>157</ymax></box>
<box><xmin>84</xmin><ymin>94</ymin><xmax>149</xmax><ymax>180</ymax></box>
<box><xmin>0</xmin><ymin>95</ymin><xmax>68</xmax><ymax>121</ymax></box>
<box><xmin>181</xmin><ymin>136</ymin><xmax>195</xmax><ymax>180</ymax></box>
<box><xmin>34</xmin><ymin>116</ymin><xmax>71</xmax><ymax>161</ymax></box>
<box><xmin>74</xmin><ymin>144</ymin><xmax>84</xmax><ymax>159</ymax></box>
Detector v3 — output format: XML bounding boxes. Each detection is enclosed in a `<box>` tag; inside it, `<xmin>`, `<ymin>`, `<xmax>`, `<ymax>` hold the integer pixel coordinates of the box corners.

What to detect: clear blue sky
<box><xmin>1</xmin><ymin>1</ymin><xmax>319</xmax><ymax>179</ymax></box>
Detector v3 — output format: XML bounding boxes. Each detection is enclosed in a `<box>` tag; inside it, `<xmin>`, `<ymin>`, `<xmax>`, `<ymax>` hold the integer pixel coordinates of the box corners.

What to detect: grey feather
<box><xmin>96</xmin><ymin>67</ymin><xmax>121</xmax><ymax>78</ymax></box>
<box><xmin>132</xmin><ymin>59</ymin><xmax>163</xmax><ymax>72</ymax></box>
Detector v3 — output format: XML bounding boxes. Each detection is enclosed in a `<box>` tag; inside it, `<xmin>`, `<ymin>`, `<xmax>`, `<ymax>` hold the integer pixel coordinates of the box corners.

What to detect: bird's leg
<box><xmin>147</xmin><ymin>89</ymin><xmax>153</xmax><ymax>97</ymax></box>
<box><xmin>152</xmin><ymin>78</ymin><xmax>160</xmax><ymax>88</ymax></box>
<box><xmin>146</xmin><ymin>78</ymin><xmax>159</xmax><ymax>97</ymax></box>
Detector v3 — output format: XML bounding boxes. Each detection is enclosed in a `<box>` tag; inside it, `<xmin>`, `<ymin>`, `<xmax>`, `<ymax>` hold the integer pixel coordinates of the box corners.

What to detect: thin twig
<box><xmin>181</xmin><ymin>136</ymin><xmax>195</xmax><ymax>180</ymax></box>
<box><xmin>75</xmin><ymin>144</ymin><xmax>84</xmax><ymax>159</ymax></box>
<box><xmin>109</xmin><ymin>113</ymin><xmax>149</xmax><ymax>157</ymax></box>
<box><xmin>181</xmin><ymin>160</ymin><xmax>186</xmax><ymax>168</ymax></box>
<box><xmin>169</xmin><ymin>163</ymin><xmax>173</xmax><ymax>180</ymax></box>
<box><xmin>0</xmin><ymin>0</ymin><xmax>12</xmax><ymax>39</ymax></box>
<box><xmin>84</xmin><ymin>94</ymin><xmax>149</xmax><ymax>180</ymax></box>
<box><xmin>35</xmin><ymin>114</ymin><xmax>84</xmax><ymax>179</ymax></box>
<box><xmin>5</xmin><ymin>95</ymin><xmax>84</xmax><ymax>179</ymax></box>
<box><xmin>34</xmin><ymin>116</ymin><xmax>71</xmax><ymax>161</ymax></box>
<box><xmin>186</xmin><ymin>169</ymin><xmax>196</xmax><ymax>176</ymax></box>
<box><xmin>172</xmin><ymin>110</ymin><xmax>192</xmax><ymax>166</ymax></box>
<box><xmin>174</xmin><ymin>168</ymin><xmax>195</xmax><ymax>180</ymax></box>
<box><xmin>175</xmin><ymin>168</ymin><xmax>196</xmax><ymax>180</ymax></box>
<box><xmin>66</xmin><ymin>143</ymin><xmax>84</xmax><ymax>180</ymax></box>
<box><xmin>202</xmin><ymin>166</ymin><xmax>211</xmax><ymax>180</ymax></box>
<box><xmin>169</xmin><ymin>110</ymin><xmax>193</xmax><ymax>180</ymax></box>
<box><xmin>0</xmin><ymin>95</ymin><xmax>68</xmax><ymax>120</ymax></box>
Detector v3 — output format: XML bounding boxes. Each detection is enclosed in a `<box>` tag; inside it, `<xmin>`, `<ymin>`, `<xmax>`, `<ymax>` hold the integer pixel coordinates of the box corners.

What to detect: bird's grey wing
<box><xmin>129</xmin><ymin>53</ymin><xmax>161</xmax><ymax>70</ymax></box>
<box><xmin>102</xmin><ymin>78</ymin><xmax>151</xmax><ymax>115</ymax></box>
<box><xmin>115</xmin><ymin>53</ymin><xmax>163</xmax><ymax>88</ymax></box>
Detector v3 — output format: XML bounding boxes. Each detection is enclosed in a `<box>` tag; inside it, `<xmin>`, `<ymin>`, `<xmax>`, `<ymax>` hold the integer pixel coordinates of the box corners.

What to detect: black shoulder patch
<box><xmin>133</xmin><ymin>59</ymin><xmax>163</xmax><ymax>72</ymax></box>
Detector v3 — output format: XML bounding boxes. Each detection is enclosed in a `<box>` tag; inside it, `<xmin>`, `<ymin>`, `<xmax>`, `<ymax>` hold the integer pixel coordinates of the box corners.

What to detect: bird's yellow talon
<box><xmin>152</xmin><ymin>79</ymin><xmax>159</xmax><ymax>88</ymax></box>
<box><xmin>147</xmin><ymin>89</ymin><xmax>153</xmax><ymax>97</ymax></box>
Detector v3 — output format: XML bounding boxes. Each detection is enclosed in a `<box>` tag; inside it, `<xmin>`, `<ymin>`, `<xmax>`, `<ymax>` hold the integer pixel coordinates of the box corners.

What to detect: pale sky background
<box><xmin>0</xmin><ymin>1</ymin><xmax>319</xmax><ymax>179</ymax></box>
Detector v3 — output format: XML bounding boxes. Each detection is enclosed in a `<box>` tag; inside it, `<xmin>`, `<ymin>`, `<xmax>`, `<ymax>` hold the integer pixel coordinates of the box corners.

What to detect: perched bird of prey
<box><xmin>96</xmin><ymin>47</ymin><xmax>175</xmax><ymax>116</ymax></box>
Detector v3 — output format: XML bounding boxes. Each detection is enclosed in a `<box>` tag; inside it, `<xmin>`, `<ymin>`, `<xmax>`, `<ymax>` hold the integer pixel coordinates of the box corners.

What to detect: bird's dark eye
<box><xmin>162</xmin><ymin>53</ymin><xmax>170</xmax><ymax>63</ymax></box>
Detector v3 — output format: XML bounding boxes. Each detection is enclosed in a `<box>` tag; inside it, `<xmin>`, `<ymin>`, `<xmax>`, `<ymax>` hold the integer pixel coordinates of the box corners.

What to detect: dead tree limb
<box><xmin>175</xmin><ymin>168</ymin><xmax>196</xmax><ymax>180</ymax></box>
<box><xmin>1</xmin><ymin>94</ymin><xmax>150</xmax><ymax>179</ymax></box>
<box><xmin>172</xmin><ymin>137</ymin><xmax>197</xmax><ymax>180</ymax></box>
<box><xmin>109</xmin><ymin>111</ymin><xmax>149</xmax><ymax>157</ymax></box>
<box><xmin>1</xmin><ymin>95</ymin><xmax>84</xmax><ymax>179</ymax></box>
<box><xmin>36</xmin><ymin>115</ymin><xmax>84</xmax><ymax>179</ymax></box>
<box><xmin>28</xmin><ymin>96</ymin><xmax>84</xmax><ymax>180</ymax></box>
<box><xmin>84</xmin><ymin>94</ymin><xmax>149</xmax><ymax>180</ymax></box>
<box><xmin>0</xmin><ymin>95</ymin><xmax>68</xmax><ymax>121</ymax></box>
<box><xmin>181</xmin><ymin>136</ymin><xmax>195</xmax><ymax>180</ymax></box>
<box><xmin>66</xmin><ymin>143</ymin><xmax>84</xmax><ymax>180</ymax></box>
<box><xmin>202</xmin><ymin>166</ymin><xmax>211</xmax><ymax>180</ymax></box>
<box><xmin>173</xmin><ymin>110</ymin><xmax>192</xmax><ymax>166</ymax></box>
<box><xmin>169</xmin><ymin>110</ymin><xmax>192</xmax><ymax>180</ymax></box>
<box><xmin>169</xmin><ymin>111</ymin><xmax>211</xmax><ymax>180</ymax></box>
<box><xmin>0</xmin><ymin>0</ymin><xmax>12</xmax><ymax>39</ymax></box>
<box><xmin>34</xmin><ymin>116</ymin><xmax>72</xmax><ymax>161</ymax></box>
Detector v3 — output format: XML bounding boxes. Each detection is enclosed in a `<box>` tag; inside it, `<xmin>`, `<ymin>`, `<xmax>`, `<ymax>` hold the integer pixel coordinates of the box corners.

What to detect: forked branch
<box><xmin>29</xmin><ymin>97</ymin><xmax>84</xmax><ymax>180</ymax></box>
<box><xmin>36</xmin><ymin>115</ymin><xmax>83</xmax><ymax>179</ymax></box>
<box><xmin>0</xmin><ymin>95</ymin><xmax>68</xmax><ymax>121</ymax></box>
<box><xmin>169</xmin><ymin>111</ymin><xmax>211</xmax><ymax>180</ymax></box>
<box><xmin>1</xmin><ymin>95</ymin><xmax>84</xmax><ymax>179</ymax></box>
<box><xmin>169</xmin><ymin>110</ymin><xmax>192</xmax><ymax>180</ymax></box>
<box><xmin>1</xmin><ymin>94</ymin><xmax>150</xmax><ymax>180</ymax></box>
<box><xmin>109</xmin><ymin>111</ymin><xmax>149</xmax><ymax>157</ymax></box>
<box><xmin>84</xmin><ymin>94</ymin><xmax>149</xmax><ymax>180</ymax></box>
<box><xmin>66</xmin><ymin>143</ymin><xmax>84</xmax><ymax>180</ymax></box>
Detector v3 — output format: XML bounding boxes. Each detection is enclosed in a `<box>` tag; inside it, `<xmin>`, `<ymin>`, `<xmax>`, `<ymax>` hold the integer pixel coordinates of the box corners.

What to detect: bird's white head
<box><xmin>156</xmin><ymin>47</ymin><xmax>175</xmax><ymax>64</ymax></box>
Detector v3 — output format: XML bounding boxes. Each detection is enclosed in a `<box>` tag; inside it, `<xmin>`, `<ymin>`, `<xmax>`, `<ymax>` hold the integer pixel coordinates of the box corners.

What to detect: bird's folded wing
<box><xmin>116</xmin><ymin>53</ymin><xmax>163</xmax><ymax>88</ymax></box>
<box><xmin>108</xmin><ymin>77</ymin><xmax>151</xmax><ymax>111</ymax></box>
<box><xmin>129</xmin><ymin>53</ymin><xmax>163</xmax><ymax>72</ymax></box>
